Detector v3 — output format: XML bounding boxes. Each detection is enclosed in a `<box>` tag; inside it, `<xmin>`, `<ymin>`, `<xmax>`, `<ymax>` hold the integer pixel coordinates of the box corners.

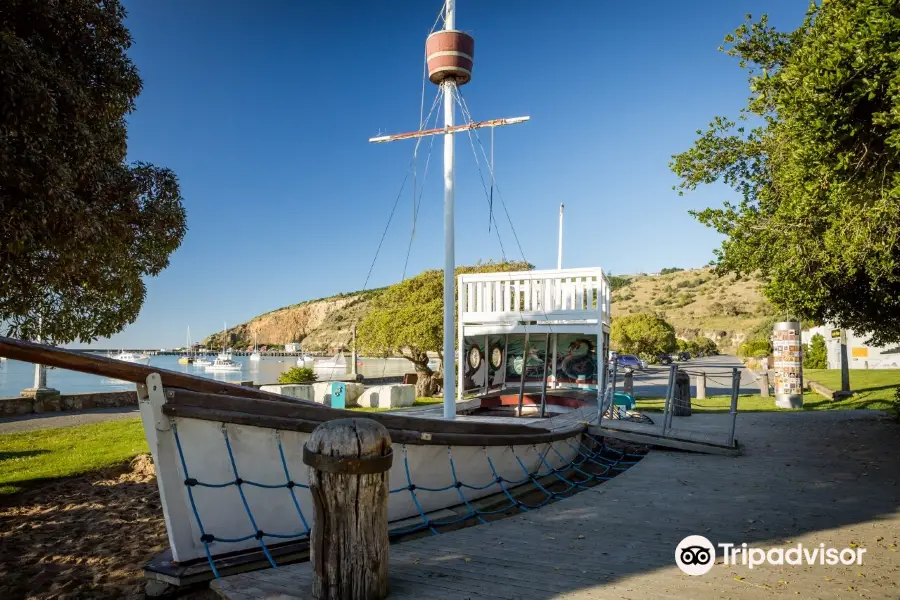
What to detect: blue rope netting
<box><xmin>170</xmin><ymin>421</ymin><xmax>646</xmax><ymax>578</ymax></box>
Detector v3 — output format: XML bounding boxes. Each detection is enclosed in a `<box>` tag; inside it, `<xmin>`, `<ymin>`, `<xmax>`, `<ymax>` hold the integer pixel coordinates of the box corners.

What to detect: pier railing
<box><xmin>458</xmin><ymin>267</ymin><xmax>610</xmax><ymax>329</ymax></box>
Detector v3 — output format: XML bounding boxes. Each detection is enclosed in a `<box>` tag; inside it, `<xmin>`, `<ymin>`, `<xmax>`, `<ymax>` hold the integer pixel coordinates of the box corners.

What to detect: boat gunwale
<box><xmin>168</xmin><ymin>389</ymin><xmax>551</xmax><ymax>436</ymax></box>
<box><xmin>162</xmin><ymin>403</ymin><xmax>586</xmax><ymax>446</ymax></box>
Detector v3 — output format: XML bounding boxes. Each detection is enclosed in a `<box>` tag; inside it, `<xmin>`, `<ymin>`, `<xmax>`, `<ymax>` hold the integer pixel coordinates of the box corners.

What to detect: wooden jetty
<box><xmin>213</xmin><ymin>411</ymin><xmax>900</xmax><ymax>599</ymax></box>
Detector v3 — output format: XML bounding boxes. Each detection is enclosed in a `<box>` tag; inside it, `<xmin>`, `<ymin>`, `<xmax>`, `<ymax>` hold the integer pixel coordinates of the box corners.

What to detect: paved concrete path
<box><xmin>0</xmin><ymin>407</ymin><xmax>139</xmax><ymax>434</ymax></box>
<box><xmin>214</xmin><ymin>410</ymin><xmax>900</xmax><ymax>599</ymax></box>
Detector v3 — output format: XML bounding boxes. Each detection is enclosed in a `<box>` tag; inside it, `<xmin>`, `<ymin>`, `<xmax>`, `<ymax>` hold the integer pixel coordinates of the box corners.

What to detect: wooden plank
<box><xmin>169</xmin><ymin>389</ymin><xmax>547</xmax><ymax>436</ymax></box>
<box><xmin>591</xmin><ymin>424</ymin><xmax>740</xmax><ymax>456</ymax></box>
<box><xmin>162</xmin><ymin>404</ymin><xmax>586</xmax><ymax>446</ymax></box>
<box><xmin>593</xmin><ymin>418</ymin><xmax>735</xmax><ymax>447</ymax></box>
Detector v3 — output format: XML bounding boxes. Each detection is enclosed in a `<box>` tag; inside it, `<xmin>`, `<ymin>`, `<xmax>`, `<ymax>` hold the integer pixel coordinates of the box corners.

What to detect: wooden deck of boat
<box><xmin>211</xmin><ymin>411</ymin><xmax>900</xmax><ymax>599</ymax></box>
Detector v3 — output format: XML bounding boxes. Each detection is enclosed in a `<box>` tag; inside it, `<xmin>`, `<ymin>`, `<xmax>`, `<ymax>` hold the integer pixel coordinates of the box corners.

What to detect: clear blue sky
<box><xmin>83</xmin><ymin>0</ymin><xmax>808</xmax><ymax>348</ymax></box>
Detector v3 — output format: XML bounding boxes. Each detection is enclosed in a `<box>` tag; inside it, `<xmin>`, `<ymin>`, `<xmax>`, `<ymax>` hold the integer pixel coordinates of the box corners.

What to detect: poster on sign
<box><xmin>772</xmin><ymin>321</ymin><xmax>803</xmax><ymax>408</ymax></box>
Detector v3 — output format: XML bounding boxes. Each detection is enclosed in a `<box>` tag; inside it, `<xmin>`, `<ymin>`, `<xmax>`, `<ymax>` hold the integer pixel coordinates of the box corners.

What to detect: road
<box><xmin>0</xmin><ymin>406</ymin><xmax>139</xmax><ymax>435</ymax></box>
<box><xmin>624</xmin><ymin>354</ymin><xmax>760</xmax><ymax>398</ymax></box>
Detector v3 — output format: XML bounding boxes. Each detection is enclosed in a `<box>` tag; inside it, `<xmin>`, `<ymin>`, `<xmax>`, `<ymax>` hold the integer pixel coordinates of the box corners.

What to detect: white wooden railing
<box><xmin>458</xmin><ymin>267</ymin><xmax>610</xmax><ymax>327</ymax></box>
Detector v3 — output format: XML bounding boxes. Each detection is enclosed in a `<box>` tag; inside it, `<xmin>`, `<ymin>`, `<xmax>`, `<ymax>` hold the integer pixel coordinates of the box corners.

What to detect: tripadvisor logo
<box><xmin>675</xmin><ymin>536</ymin><xmax>867</xmax><ymax>576</ymax></box>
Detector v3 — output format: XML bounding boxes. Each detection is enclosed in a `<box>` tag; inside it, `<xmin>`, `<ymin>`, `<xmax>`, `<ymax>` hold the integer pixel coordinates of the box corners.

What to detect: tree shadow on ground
<box><xmin>0</xmin><ymin>450</ymin><xmax>49</xmax><ymax>461</ymax></box>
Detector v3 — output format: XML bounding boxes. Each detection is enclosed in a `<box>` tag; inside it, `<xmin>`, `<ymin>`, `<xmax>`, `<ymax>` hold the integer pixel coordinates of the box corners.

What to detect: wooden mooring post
<box><xmin>623</xmin><ymin>371</ymin><xmax>633</xmax><ymax>397</ymax></box>
<box><xmin>695</xmin><ymin>372</ymin><xmax>706</xmax><ymax>399</ymax></box>
<box><xmin>759</xmin><ymin>371</ymin><xmax>770</xmax><ymax>398</ymax></box>
<box><xmin>304</xmin><ymin>418</ymin><xmax>393</xmax><ymax>600</ymax></box>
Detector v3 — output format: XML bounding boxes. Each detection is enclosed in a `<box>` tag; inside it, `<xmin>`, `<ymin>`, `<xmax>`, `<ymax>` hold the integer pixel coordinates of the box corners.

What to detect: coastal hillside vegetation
<box><xmin>207</xmin><ymin>265</ymin><xmax>772</xmax><ymax>356</ymax></box>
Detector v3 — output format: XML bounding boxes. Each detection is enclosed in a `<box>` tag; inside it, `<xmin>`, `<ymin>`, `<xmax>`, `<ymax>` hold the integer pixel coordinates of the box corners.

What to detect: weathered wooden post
<box><xmin>303</xmin><ymin>418</ymin><xmax>392</xmax><ymax>600</ymax></box>
<box><xmin>623</xmin><ymin>371</ymin><xmax>633</xmax><ymax>397</ymax></box>
<box><xmin>759</xmin><ymin>372</ymin><xmax>770</xmax><ymax>398</ymax></box>
<box><xmin>673</xmin><ymin>371</ymin><xmax>692</xmax><ymax>416</ymax></box>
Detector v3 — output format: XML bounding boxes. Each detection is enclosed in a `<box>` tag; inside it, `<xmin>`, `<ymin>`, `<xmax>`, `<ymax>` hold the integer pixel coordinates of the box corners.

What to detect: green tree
<box><xmin>1</xmin><ymin>1</ymin><xmax>186</xmax><ymax>344</ymax></box>
<box><xmin>358</xmin><ymin>261</ymin><xmax>531</xmax><ymax>397</ymax></box>
<box><xmin>671</xmin><ymin>1</ymin><xmax>900</xmax><ymax>346</ymax></box>
<box><xmin>803</xmin><ymin>333</ymin><xmax>827</xmax><ymax>369</ymax></box>
<box><xmin>659</xmin><ymin>267</ymin><xmax>684</xmax><ymax>275</ymax></box>
<box><xmin>607</xmin><ymin>274</ymin><xmax>632</xmax><ymax>292</ymax></box>
<box><xmin>693</xmin><ymin>337</ymin><xmax>719</xmax><ymax>356</ymax></box>
<box><xmin>611</xmin><ymin>314</ymin><xmax>677</xmax><ymax>357</ymax></box>
<box><xmin>277</xmin><ymin>367</ymin><xmax>318</xmax><ymax>384</ymax></box>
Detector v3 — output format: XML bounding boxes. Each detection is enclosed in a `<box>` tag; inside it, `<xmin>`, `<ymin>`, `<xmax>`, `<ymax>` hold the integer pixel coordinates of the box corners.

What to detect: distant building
<box><xmin>802</xmin><ymin>325</ymin><xmax>900</xmax><ymax>369</ymax></box>
<box><xmin>285</xmin><ymin>343</ymin><xmax>301</xmax><ymax>353</ymax></box>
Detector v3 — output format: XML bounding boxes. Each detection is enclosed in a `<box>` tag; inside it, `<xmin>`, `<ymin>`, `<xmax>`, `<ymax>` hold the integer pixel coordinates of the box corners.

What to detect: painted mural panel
<box><xmin>505</xmin><ymin>334</ymin><xmax>599</xmax><ymax>385</ymax></box>
<box><xmin>463</xmin><ymin>333</ymin><xmax>605</xmax><ymax>393</ymax></box>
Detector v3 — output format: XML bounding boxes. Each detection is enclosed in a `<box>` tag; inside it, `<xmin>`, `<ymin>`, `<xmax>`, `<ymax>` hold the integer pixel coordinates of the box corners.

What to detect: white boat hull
<box><xmin>139</xmin><ymin>411</ymin><xmax>581</xmax><ymax>563</ymax></box>
<box><xmin>205</xmin><ymin>365</ymin><xmax>242</xmax><ymax>372</ymax></box>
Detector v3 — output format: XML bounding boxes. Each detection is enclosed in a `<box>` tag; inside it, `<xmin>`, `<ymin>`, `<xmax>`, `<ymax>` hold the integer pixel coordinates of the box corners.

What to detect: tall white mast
<box><xmin>441</xmin><ymin>0</ymin><xmax>457</xmax><ymax>420</ymax></box>
<box><xmin>370</xmin><ymin>0</ymin><xmax>527</xmax><ymax>419</ymax></box>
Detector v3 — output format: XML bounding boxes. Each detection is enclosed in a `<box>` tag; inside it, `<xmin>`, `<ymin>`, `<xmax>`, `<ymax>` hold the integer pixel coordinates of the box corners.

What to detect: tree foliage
<box><xmin>277</xmin><ymin>367</ymin><xmax>318</xmax><ymax>384</ymax></box>
<box><xmin>674</xmin><ymin>337</ymin><xmax>718</xmax><ymax>356</ymax></box>
<box><xmin>659</xmin><ymin>267</ymin><xmax>684</xmax><ymax>275</ymax></box>
<box><xmin>611</xmin><ymin>314</ymin><xmax>677</xmax><ymax>357</ymax></box>
<box><xmin>358</xmin><ymin>261</ymin><xmax>531</xmax><ymax>396</ymax></box>
<box><xmin>607</xmin><ymin>274</ymin><xmax>632</xmax><ymax>292</ymax></box>
<box><xmin>738</xmin><ymin>338</ymin><xmax>772</xmax><ymax>359</ymax></box>
<box><xmin>671</xmin><ymin>1</ymin><xmax>900</xmax><ymax>346</ymax></box>
<box><xmin>0</xmin><ymin>0</ymin><xmax>186</xmax><ymax>344</ymax></box>
<box><xmin>803</xmin><ymin>333</ymin><xmax>828</xmax><ymax>369</ymax></box>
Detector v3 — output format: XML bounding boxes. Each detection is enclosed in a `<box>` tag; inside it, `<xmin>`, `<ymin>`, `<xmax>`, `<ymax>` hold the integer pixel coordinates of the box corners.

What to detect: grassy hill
<box><xmin>611</xmin><ymin>267</ymin><xmax>774</xmax><ymax>350</ymax></box>
<box><xmin>204</xmin><ymin>267</ymin><xmax>772</xmax><ymax>353</ymax></box>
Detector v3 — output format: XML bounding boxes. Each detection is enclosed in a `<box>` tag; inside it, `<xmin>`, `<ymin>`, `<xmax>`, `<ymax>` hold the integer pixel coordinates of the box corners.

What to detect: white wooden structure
<box><xmin>457</xmin><ymin>267</ymin><xmax>611</xmax><ymax>399</ymax></box>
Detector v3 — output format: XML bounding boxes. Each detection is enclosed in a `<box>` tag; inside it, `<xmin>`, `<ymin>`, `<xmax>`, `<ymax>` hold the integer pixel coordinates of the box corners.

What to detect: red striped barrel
<box><xmin>425</xmin><ymin>30</ymin><xmax>475</xmax><ymax>86</ymax></box>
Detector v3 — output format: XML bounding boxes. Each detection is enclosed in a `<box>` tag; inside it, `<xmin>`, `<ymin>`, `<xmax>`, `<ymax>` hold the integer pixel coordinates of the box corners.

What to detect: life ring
<box><xmin>466</xmin><ymin>344</ymin><xmax>483</xmax><ymax>371</ymax></box>
<box><xmin>489</xmin><ymin>343</ymin><xmax>503</xmax><ymax>370</ymax></box>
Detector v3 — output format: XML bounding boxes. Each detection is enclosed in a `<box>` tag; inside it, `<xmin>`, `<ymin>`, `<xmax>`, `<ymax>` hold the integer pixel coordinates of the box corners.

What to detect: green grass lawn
<box><xmin>805</xmin><ymin>368</ymin><xmax>900</xmax><ymax>403</ymax></box>
<box><xmin>636</xmin><ymin>368</ymin><xmax>899</xmax><ymax>413</ymax></box>
<box><xmin>351</xmin><ymin>396</ymin><xmax>444</xmax><ymax>413</ymax></box>
<box><xmin>0</xmin><ymin>419</ymin><xmax>148</xmax><ymax>495</ymax></box>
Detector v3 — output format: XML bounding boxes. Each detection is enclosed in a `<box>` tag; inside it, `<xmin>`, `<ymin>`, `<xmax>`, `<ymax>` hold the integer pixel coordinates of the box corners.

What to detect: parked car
<box><xmin>657</xmin><ymin>354</ymin><xmax>673</xmax><ymax>365</ymax></box>
<box><xmin>678</xmin><ymin>351</ymin><xmax>691</xmax><ymax>361</ymax></box>
<box><xmin>610</xmin><ymin>354</ymin><xmax>644</xmax><ymax>371</ymax></box>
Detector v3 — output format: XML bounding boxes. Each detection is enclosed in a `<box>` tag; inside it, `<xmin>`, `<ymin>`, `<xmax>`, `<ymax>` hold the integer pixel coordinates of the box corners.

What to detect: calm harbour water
<box><xmin>0</xmin><ymin>354</ymin><xmax>416</xmax><ymax>398</ymax></box>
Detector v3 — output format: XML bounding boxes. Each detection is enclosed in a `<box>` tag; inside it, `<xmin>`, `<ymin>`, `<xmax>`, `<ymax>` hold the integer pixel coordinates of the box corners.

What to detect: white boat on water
<box><xmin>205</xmin><ymin>353</ymin><xmax>242</xmax><ymax>372</ymax></box>
<box><xmin>205</xmin><ymin>323</ymin><xmax>242</xmax><ymax>372</ymax></box>
<box><xmin>110</xmin><ymin>350</ymin><xmax>150</xmax><ymax>364</ymax></box>
<box><xmin>295</xmin><ymin>353</ymin><xmax>315</xmax><ymax>366</ymax></box>
<box><xmin>313</xmin><ymin>351</ymin><xmax>347</xmax><ymax>371</ymax></box>
<box><xmin>193</xmin><ymin>356</ymin><xmax>212</xmax><ymax>367</ymax></box>
<box><xmin>249</xmin><ymin>334</ymin><xmax>261</xmax><ymax>362</ymax></box>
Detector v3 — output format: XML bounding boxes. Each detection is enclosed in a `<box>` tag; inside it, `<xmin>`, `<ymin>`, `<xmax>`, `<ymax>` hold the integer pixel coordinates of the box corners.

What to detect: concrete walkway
<box><xmin>214</xmin><ymin>411</ymin><xmax>900</xmax><ymax>599</ymax></box>
<box><xmin>0</xmin><ymin>407</ymin><xmax>139</xmax><ymax>434</ymax></box>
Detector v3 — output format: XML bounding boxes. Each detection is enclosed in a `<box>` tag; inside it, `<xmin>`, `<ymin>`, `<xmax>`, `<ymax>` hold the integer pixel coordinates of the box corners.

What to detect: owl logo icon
<box><xmin>675</xmin><ymin>535</ymin><xmax>716</xmax><ymax>575</ymax></box>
